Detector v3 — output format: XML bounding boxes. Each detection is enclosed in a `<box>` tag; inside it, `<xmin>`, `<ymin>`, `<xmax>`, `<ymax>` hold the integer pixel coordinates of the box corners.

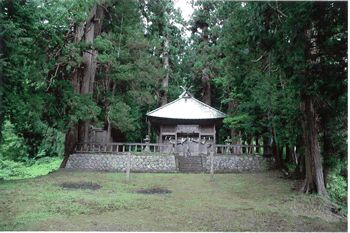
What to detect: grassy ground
<box><xmin>0</xmin><ymin>170</ymin><xmax>347</xmax><ymax>231</ymax></box>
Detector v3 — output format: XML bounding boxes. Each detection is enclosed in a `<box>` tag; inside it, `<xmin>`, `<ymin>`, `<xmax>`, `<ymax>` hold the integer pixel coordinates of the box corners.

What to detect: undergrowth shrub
<box><xmin>0</xmin><ymin>120</ymin><xmax>29</xmax><ymax>161</ymax></box>
<box><xmin>0</xmin><ymin>119</ymin><xmax>64</xmax><ymax>180</ymax></box>
<box><xmin>326</xmin><ymin>159</ymin><xmax>347</xmax><ymax>209</ymax></box>
<box><xmin>36</xmin><ymin>127</ymin><xmax>65</xmax><ymax>158</ymax></box>
<box><xmin>0</xmin><ymin>157</ymin><xmax>62</xmax><ymax>180</ymax></box>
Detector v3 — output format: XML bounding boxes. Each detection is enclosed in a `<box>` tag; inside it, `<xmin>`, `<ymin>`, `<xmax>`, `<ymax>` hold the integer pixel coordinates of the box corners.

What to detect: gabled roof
<box><xmin>146</xmin><ymin>90</ymin><xmax>227</xmax><ymax>120</ymax></box>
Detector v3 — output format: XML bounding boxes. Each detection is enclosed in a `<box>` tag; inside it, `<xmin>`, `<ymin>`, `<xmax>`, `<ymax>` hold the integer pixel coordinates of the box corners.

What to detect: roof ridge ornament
<box><xmin>179</xmin><ymin>85</ymin><xmax>193</xmax><ymax>98</ymax></box>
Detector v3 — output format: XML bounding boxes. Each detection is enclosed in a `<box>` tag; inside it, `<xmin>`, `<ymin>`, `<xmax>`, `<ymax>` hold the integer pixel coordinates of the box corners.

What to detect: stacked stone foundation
<box><xmin>65</xmin><ymin>153</ymin><xmax>275</xmax><ymax>173</ymax></box>
<box><xmin>203</xmin><ymin>155</ymin><xmax>275</xmax><ymax>172</ymax></box>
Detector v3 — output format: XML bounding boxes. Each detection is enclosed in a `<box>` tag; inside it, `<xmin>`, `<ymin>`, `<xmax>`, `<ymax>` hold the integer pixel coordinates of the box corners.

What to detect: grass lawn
<box><xmin>0</xmin><ymin>169</ymin><xmax>347</xmax><ymax>231</ymax></box>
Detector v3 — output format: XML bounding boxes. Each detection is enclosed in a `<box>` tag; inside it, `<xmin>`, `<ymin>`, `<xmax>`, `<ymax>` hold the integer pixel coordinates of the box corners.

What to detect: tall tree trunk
<box><xmin>106</xmin><ymin>81</ymin><xmax>116</xmax><ymax>143</ymax></box>
<box><xmin>278</xmin><ymin>145</ymin><xmax>284</xmax><ymax>168</ymax></box>
<box><xmin>201</xmin><ymin>23</ymin><xmax>211</xmax><ymax>105</ymax></box>
<box><xmin>255</xmin><ymin>135</ymin><xmax>260</xmax><ymax>154</ymax></box>
<box><xmin>160</xmin><ymin>36</ymin><xmax>170</xmax><ymax>106</ymax></box>
<box><xmin>300</xmin><ymin>96</ymin><xmax>328</xmax><ymax>196</ymax></box>
<box><xmin>60</xmin><ymin>23</ymin><xmax>85</xmax><ymax>168</ymax></box>
<box><xmin>272</xmin><ymin>127</ymin><xmax>282</xmax><ymax>168</ymax></box>
<box><xmin>79</xmin><ymin>5</ymin><xmax>104</xmax><ymax>143</ymax></box>
<box><xmin>0</xmin><ymin>24</ymin><xmax>4</xmax><ymax>124</ymax></box>
<box><xmin>248</xmin><ymin>137</ymin><xmax>254</xmax><ymax>154</ymax></box>
<box><xmin>61</xmin><ymin>5</ymin><xmax>105</xmax><ymax>167</ymax></box>
<box><xmin>286</xmin><ymin>143</ymin><xmax>294</xmax><ymax>164</ymax></box>
<box><xmin>292</xmin><ymin>135</ymin><xmax>304</xmax><ymax>179</ymax></box>
<box><xmin>202</xmin><ymin>66</ymin><xmax>211</xmax><ymax>105</ymax></box>
<box><xmin>228</xmin><ymin>100</ymin><xmax>240</xmax><ymax>153</ymax></box>
<box><xmin>298</xmin><ymin>12</ymin><xmax>328</xmax><ymax>196</ymax></box>
<box><xmin>321</xmin><ymin>118</ymin><xmax>333</xmax><ymax>187</ymax></box>
<box><xmin>263</xmin><ymin>134</ymin><xmax>271</xmax><ymax>156</ymax></box>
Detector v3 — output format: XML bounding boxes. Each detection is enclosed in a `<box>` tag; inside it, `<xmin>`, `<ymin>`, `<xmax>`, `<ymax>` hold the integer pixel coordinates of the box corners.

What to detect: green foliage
<box><xmin>326</xmin><ymin>158</ymin><xmax>347</xmax><ymax>207</ymax></box>
<box><xmin>327</xmin><ymin>173</ymin><xmax>347</xmax><ymax>207</ymax></box>
<box><xmin>0</xmin><ymin>157</ymin><xmax>62</xmax><ymax>180</ymax></box>
<box><xmin>0</xmin><ymin>120</ymin><xmax>29</xmax><ymax>162</ymax></box>
<box><xmin>36</xmin><ymin>127</ymin><xmax>65</xmax><ymax>158</ymax></box>
<box><xmin>108</xmin><ymin>101</ymin><xmax>135</xmax><ymax>133</ymax></box>
<box><xmin>223</xmin><ymin>114</ymin><xmax>253</xmax><ymax>131</ymax></box>
<box><xmin>66</xmin><ymin>93</ymin><xmax>101</xmax><ymax>127</ymax></box>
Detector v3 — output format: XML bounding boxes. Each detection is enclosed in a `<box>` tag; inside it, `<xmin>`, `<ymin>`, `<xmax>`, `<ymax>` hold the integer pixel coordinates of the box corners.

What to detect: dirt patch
<box><xmin>59</xmin><ymin>182</ymin><xmax>101</xmax><ymax>190</ymax></box>
<box><xmin>136</xmin><ymin>187</ymin><xmax>172</xmax><ymax>194</ymax></box>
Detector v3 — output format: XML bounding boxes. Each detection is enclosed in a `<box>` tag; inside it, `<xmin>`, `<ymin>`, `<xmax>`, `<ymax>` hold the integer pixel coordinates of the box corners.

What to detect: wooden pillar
<box><xmin>147</xmin><ymin>119</ymin><xmax>151</xmax><ymax>140</ymax></box>
<box><xmin>210</xmin><ymin>150</ymin><xmax>214</xmax><ymax>181</ymax></box>
<box><xmin>126</xmin><ymin>152</ymin><xmax>131</xmax><ymax>183</ymax></box>
<box><xmin>213</xmin><ymin>125</ymin><xmax>216</xmax><ymax>144</ymax></box>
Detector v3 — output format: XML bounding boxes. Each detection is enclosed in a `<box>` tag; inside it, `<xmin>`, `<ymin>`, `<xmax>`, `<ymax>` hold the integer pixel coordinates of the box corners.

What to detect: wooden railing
<box><xmin>74</xmin><ymin>142</ymin><xmax>272</xmax><ymax>156</ymax></box>
<box><xmin>75</xmin><ymin>142</ymin><xmax>171</xmax><ymax>154</ymax></box>
<box><xmin>214</xmin><ymin>144</ymin><xmax>271</xmax><ymax>155</ymax></box>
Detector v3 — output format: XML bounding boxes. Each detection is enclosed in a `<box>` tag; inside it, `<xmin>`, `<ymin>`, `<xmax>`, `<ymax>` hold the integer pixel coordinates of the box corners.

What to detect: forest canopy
<box><xmin>0</xmin><ymin>0</ymin><xmax>347</xmax><ymax>208</ymax></box>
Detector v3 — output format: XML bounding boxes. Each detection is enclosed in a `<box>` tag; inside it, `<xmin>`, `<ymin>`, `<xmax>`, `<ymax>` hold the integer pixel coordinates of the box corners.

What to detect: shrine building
<box><xmin>146</xmin><ymin>90</ymin><xmax>227</xmax><ymax>156</ymax></box>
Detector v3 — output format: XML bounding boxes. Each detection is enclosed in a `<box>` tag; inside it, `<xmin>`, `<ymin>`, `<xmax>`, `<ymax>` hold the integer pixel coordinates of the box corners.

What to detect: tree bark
<box><xmin>60</xmin><ymin>127</ymin><xmax>78</xmax><ymax>168</ymax></box>
<box><xmin>286</xmin><ymin>143</ymin><xmax>294</xmax><ymax>164</ymax></box>
<box><xmin>0</xmin><ymin>22</ymin><xmax>4</xmax><ymax>122</ymax></box>
<box><xmin>263</xmin><ymin>134</ymin><xmax>271</xmax><ymax>156</ymax></box>
<box><xmin>79</xmin><ymin>5</ymin><xmax>104</xmax><ymax>143</ymax></box>
<box><xmin>61</xmin><ymin>5</ymin><xmax>105</xmax><ymax>167</ymax></box>
<box><xmin>300</xmin><ymin>96</ymin><xmax>328</xmax><ymax>196</ymax></box>
<box><xmin>255</xmin><ymin>135</ymin><xmax>260</xmax><ymax>154</ymax></box>
<box><xmin>160</xmin><ymin>36</ymin><xmax>170</xmax><ymax>106</ymax></box>
<box><xmin>202</xmin><ymin>66</ymin><xmax>211</xmax><ymax>105</ymax></box>
<box><xmin>201</xmin><ymin>22</ymin><xmax>211</xmax><ymax>105</ymax></box>
<box><xmin>272</xmin><ymin>127</ymin><xmax>283</xmax><ymax>168</ymax></box>
<box><xmin>106</xmin><ymin>81</ymin><xmax>116</xmax><ymax>143</ymax></box>
<box><xmin>278</xmin><ymin>145</ymin><xmax>284</xmax><ymax>164</ymax></box>
<box><xmin>60</xmin><ymin>23</ymin><xmax>85</xmax><ymax>168</ymax></box>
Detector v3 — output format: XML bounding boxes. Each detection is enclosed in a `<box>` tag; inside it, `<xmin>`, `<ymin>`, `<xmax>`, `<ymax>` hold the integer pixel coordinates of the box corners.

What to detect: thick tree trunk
<box><xmin>263</xmin><ymin>134</ymin><xmax>271</xmax><ymax>156</ymax></box>
<box><xmin>286</xmin><ymin>143</ymin><xmax>296</xmax><ymax>165</ymax></box>
<box><xmin>228</xmin><ymin>100</ymin><xmax>240</xmax><ymax>153</ymax></box>
<box><xmin>0</xmin><ymin>26</ymin><xmax>4</xmax><ymax>121</ymax></box>
<box><xmin>255</xmin><ymin>135</ymin><xmax>260</xmax><ymax>153</ymax></box>
<box><xmin>292</xmin><ymin>135</ymin><xmax>304</xmax><ymax>178</ymax></box>
<box><xmin>278</xmin><ymin>145</ymin><xmax>284</xmax><ymax>164</ymax></box>
<box><xmin>60</xmin><ymin>127</ymin><xmax>78</xmax><ymax>168</ymax></box>
<box><xmin>300</xmin><ymin>96</ymin><xmax>328</xmax><ymax>196</ymax></box>
<box><xmin>201</xmin><ymin>23</ymin><xmax>211</xmax><ymax>105</ymax></box>
<box><xmin>106</xmin><ymin>81</ymin><xmax>116</xmax><ymax>143</ymax></box>
<box><xmin>61</xmin><ymin>23</ymin><xmax>85</xmax><ymax>168</ymax></box>
<box><xmin>202</xmin><ymin>67</ymin><xmax>211</xmax><ymax>105</ymax></box>
<box><xmin>272</xmin><ymin>127</ymin><xmax>283</xmax><ymax>168</ymax></box>
<box><xmin>61</xmin><ymin>5</ymin><xmax>105</xmax><ymax>167</ymax></box>
<box><xmin>285</xmin><ymin>144</ymin><xmax>291</xmax><ymax>163</ymax></box>
<box><xmin>321</xmin><ymin>120</ymin><xmax>333</xmax><ymax>187</ymax></box>
<box><xmin>79</xmin><ymin>5</ymin><xmax>104</xmax><ymax>143</ymax></box>
<box><xmin>248</xmin><ymin>137</ymin><xmax>254</xmax><ymax>154</ymax></box>
<box><xmin>160</xmin><ymin>36</ymin><xmax>170</xmax><ymax>106</ymax></box>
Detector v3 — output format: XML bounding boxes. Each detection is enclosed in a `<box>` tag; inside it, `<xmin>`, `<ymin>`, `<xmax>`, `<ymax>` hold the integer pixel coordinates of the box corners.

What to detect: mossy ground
<box><xmin>0</xmin><ymin>170</ymin><xmax>346</xmax><ymax>231</ymax></box>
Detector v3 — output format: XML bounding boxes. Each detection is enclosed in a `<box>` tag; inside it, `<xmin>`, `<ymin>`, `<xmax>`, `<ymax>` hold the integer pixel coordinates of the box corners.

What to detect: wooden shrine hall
<box><xmin>146</xmin><ymin>90</ymin><xmax>227</xmax><ymax>156</ymax></box>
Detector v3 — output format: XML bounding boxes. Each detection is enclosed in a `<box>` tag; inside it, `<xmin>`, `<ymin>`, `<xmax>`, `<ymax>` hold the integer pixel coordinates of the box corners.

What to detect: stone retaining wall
<box><xmin>204</xmin><ymin>155</ymin><xmax>275</xmax><ymax>172</ymax></box>
<box><xmin>65</xmin><ymin>153</ymin><xmax>275</xmax><ymax>173</ymax></box>
<box><xmin>66</xmin><ymin>153</ymin><xmax>177</xmax><ymax>172</ymax></box>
